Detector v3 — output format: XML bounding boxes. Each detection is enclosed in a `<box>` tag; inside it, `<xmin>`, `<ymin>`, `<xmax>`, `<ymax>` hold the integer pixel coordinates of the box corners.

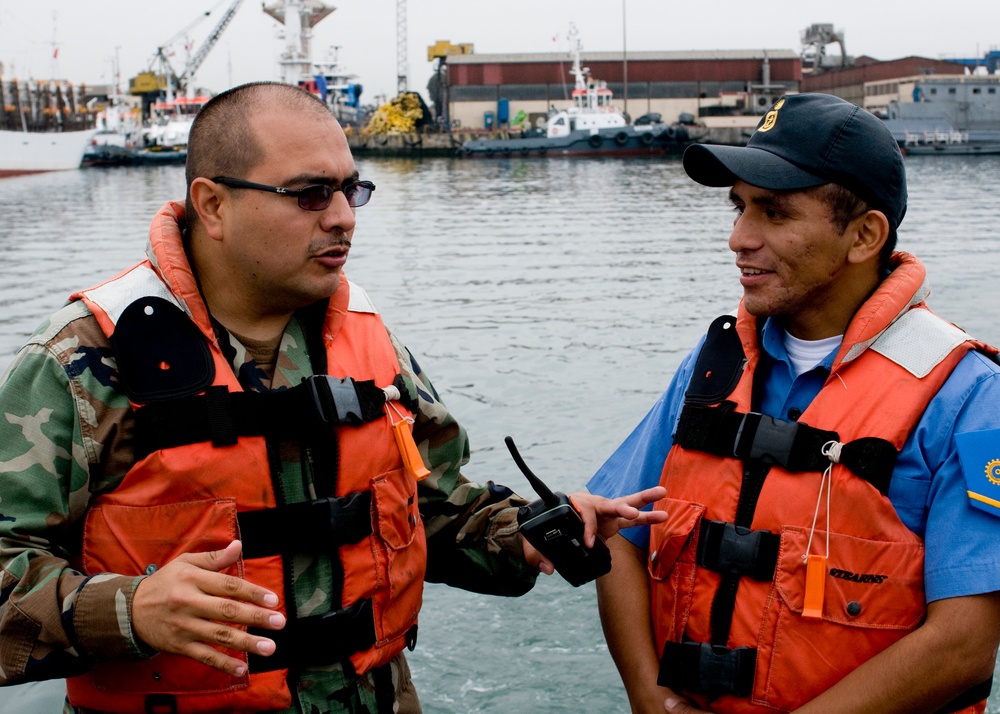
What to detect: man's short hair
<box><xmin>184</xmin><ymin>82</ymin><xmax>332</xmax><ymax>229</ymax></box>
<box><xmin>808</xmin><ymin>184</ymin><xmax>898</xmax><ymax>267</ymax></box>
<box><xmin>682</xmin><ymin>93</ymin><xmax>907</xmax><ymax>246</ymax></box>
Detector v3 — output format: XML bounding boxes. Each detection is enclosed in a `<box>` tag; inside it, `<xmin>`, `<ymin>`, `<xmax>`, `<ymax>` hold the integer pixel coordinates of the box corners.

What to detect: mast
<box><xmin>263</xmin><ymin>0</ymin><xmax>335</xmax><ymax>86</ymax></box>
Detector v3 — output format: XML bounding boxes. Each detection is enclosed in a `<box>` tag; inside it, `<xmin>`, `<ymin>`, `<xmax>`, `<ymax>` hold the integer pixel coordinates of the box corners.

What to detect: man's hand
<box><xmin>131</xmin><ymin>540</ymin><xmax>285</xmax><ymax>676</ymax></box>
<box><xmin>522</xmin><ymin>486</ymin><xmax>666</xmax><ymax>574</ymax></box>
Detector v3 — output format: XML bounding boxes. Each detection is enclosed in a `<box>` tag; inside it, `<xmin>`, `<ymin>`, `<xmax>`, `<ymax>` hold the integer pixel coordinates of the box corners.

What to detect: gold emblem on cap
<box><xmin>986</xmin><ymin>458</ymin><xmax>1000</xmax><ymax>486</ymax></box>
<box><xmin>758</xmin><ymin>98</ymin><xmax>785</xmax><ymax>133</ymax></box>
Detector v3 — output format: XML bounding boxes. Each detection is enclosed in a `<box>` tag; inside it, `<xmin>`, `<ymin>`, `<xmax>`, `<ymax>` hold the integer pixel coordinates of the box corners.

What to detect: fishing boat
<box><xmin>81</xmin><ymin>95</ymin><xmax>196</xmax><ymax>167</ymax></box>
<box><xmin>142</xmin><ymin>96</ymin><xmax>209</xmax><ymax>150</ymax></box>
<box><xmin>460</xmin><ymin>27</ymin><xmax>700</xmax><ymax>158</ymax></box>
<box><xmin>0</xmin><ymin>78</ymin><xmax>96</xmax><ymax>177</ymax></box>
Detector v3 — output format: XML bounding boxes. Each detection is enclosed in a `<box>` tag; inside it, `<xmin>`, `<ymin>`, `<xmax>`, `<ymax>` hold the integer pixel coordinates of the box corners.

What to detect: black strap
<box><xmin>658</xmin><ymin>641</ymin><xmax>756</xmax><ymax>697</ymax></box>
<box><xmin>708</xmin><ymin>461</ymin><xmax>771</xmax><ymax>649</ymax></box>
<box><xmin>248</xmin><ymin>597</ymin><xmax>377</xmax><ymax>672</ymax></box>
<box><xmin>237</xmin><ymin>491</ymin><xmax>373</xmax><ymax>559</ymax></box>
<box><xmin>936</xmin><ymin>678</ymin><xmax>992</xmax><ymax>713</ymax></box>
<box><xmin>133</xmin><ymin>375</ymin><xmax>389</xmax><ymax>458</ymax></box>
<box><xmin>674</xmin><ymin>403</ymin><xmax>898</xmax><ymax>496</ymax></box>
<box><xmin>696</xmin><ymin>520</ymin><xmax>779</xmax><ymax>582</ymax></box>
<box><xmin>373</xmin><ymin>661</ymin><xmax>396</xmax><ymax>713</ymax></box>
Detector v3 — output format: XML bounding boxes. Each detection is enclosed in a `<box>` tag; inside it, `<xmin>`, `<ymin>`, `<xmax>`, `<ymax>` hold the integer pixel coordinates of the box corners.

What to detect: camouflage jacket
<box><xmin>0</xmin><ymin>212</ymin><xmax>537</xmax><ymax>713</ymax></box>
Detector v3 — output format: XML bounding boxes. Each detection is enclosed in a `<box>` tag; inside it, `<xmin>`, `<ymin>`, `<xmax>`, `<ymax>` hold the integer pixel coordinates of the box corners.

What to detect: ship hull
<box><xmin>459</xmin><ymin>125</ymin><xmax>693</xmax><ymax>158</ymax></box>
<box><xmin>0</xmin><ymin>129</ymin><xmax>96</xmax><ymax>177</ymax></box>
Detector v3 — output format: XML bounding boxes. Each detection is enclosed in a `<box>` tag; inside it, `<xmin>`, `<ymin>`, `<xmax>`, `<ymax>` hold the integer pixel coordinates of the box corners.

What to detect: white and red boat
<box><xmin>0</xmin><ymin>79</ymin><xmax>96</xmax><ymax>178</ymax></box>
<box><xmin>0</xmin><ymin>128</ymin><xmax>96</xmax><ymax>177</ymax></box>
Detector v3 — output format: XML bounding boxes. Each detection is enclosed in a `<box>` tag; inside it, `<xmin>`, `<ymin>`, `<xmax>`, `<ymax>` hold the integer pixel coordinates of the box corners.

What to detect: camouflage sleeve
<box><xmin>388</xmin><ymin>332</ymin><xmax>538</xmax><ymax>597</ymax></box>
<box><xmin>0</xmin><ymin>306</ymin><xmax>150</xmax><ymax>685</ymax></box>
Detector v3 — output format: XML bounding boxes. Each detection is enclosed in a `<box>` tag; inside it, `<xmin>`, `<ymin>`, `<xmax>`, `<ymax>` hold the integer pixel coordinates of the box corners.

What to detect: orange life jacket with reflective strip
<box><xmin>650</xmin><ymin>253</ymin><xmax>986</xmax><ymax>713</ymax></box>
<box><xmin>65</xmin><ymin>203</ymin><xmax>425</xmax><ymax>714</ymax></box>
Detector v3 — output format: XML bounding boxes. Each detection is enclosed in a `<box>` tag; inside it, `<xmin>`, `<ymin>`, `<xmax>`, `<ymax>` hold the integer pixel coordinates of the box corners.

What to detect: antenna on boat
<box><xmin>567</xmin><ymin>24</ymin><xmax>587</xmax><ymax>94</ymax></box>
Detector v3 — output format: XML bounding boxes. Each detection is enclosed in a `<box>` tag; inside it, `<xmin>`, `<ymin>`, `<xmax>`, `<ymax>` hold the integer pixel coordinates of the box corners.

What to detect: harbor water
<box><xmin>1</xmin><ymin>155</ymin><xmax>1000</xmax><ymax>712</ymax></box>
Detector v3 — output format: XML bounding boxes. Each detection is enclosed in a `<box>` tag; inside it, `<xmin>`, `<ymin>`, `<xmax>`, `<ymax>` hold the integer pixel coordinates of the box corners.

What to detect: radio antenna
<box><xmin>504</xmin><ymin>436</ymin><xmax>559</xmax><ymax>507</ymax></box>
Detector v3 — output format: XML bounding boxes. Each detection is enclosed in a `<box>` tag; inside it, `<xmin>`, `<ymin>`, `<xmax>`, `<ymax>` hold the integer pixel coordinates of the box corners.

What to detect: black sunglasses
<box><xmin>211</xmin><ymin>177</ymin><xmax>375</xmax><ymax>210</ymax></box>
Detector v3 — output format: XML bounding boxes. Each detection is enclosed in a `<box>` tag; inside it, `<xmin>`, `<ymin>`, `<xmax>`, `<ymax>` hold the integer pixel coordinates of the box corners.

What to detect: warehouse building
<box><xmin>440</xmin><ymin>49</ymin><xmax>802</xmax><ymax>131</ymax></box>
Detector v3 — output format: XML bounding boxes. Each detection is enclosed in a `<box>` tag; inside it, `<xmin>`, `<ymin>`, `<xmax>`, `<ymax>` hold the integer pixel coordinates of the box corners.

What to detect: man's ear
<box><xmin>847</xmin><ymin>210</ymin><xmax>890</xmax><ymax>265</ymax></box>
<box><xmin>189</xmin><ymin>177</ymin><xmax>226</xmax><ymax>242</ymax></box>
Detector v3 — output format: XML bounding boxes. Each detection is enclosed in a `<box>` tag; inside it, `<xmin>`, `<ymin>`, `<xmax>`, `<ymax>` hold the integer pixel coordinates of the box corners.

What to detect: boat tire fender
<box><xmin>614</xmin><ymin>131</ymin><xmax>629</xmax><ymax>146</ymax></box>
<box><xmin>640</xmin><ymin>132</ymin><xmax>655</xmax><ymax>146</ymax></box>
<box><xmin>588</xmin><ymin>134</ymin><xmax>602</xmax><ymax>148</ymax></box>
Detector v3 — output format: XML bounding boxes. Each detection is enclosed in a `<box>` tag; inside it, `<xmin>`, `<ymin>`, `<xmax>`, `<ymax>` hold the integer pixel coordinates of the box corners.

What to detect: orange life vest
<box><xmin>65</xmin><ymin>203</ymin><xmax>426</xmax><ymax>714</ymax></box>
<box><xmin>649</xmin><ymin>253</ymin><xmax>986</xmax><ymax>713</ymax></box>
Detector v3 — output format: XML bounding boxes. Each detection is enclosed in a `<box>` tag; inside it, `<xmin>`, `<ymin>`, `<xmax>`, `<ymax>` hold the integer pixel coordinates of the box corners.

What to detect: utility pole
<box><xmin>396</xmin><ymin>0</ymin><xmax>408</xmax><ymax>94</ymax></box>
<box><xmin>622</xmin><ymin>0</ymin><xmax>628</xmax><ymax>121</ymax></box>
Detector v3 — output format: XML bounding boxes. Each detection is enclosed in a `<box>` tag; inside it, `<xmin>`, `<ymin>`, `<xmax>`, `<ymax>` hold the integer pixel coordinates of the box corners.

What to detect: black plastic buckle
<box><xmin>250</xmin><ymin>598</ymin><xmax>377</xmax><ymax>672</ymax></box>
<box><xmin>238</xmin><ymin>491</ymin><xmax>374</xmax><ymax>559</ymax></box>
<box><xmin>658</xmin><ymin>641</ymin><xmax>756</xmax><ymax>697</ymax></box>
<box><xmin>696</xmin><ymin>520</ymin><xmax>777</xmax><ymax>581</ymax></box>
<box><xmin>318</xmin><ymin>490</ymin><xmax>373</xmax><ymax>545</ymax></box>
<box><xmin>311</xmin><ymin>598</ymin><xmax>378</xmax><ymax>661</ymax></box>
<box><xmin>307</xmin><ymin>375</ymin><xmax>363</xmax><ymax>425</ymax></box>
<box><xmin>735</xmin><ymin>412</ymin><xmax>799</xmax><ymax>466</ymax></box>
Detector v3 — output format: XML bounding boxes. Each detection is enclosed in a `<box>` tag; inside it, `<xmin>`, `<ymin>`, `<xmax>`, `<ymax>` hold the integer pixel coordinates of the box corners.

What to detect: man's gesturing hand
<box><xmin>522</xmin><ymin>486</ymin><xmax>667</xmax><ymax>574</ymax></box>
<box><xmin>131</xmin><ymin>540</ymin><xmax>285</xmax><ymax>676</ymax></box>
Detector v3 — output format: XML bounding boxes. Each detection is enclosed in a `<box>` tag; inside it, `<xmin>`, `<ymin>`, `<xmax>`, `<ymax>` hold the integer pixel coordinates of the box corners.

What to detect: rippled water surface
<box><xmin>1</xmin><ymin>155</ymin><xmax>999</xmax><ymax>712</ymax></box>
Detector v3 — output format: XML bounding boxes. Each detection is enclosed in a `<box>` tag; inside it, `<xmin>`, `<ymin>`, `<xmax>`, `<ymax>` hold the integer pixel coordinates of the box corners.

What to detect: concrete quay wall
<box><xmin>346</xmin><ymin>125</ymin><xmax>751</xmax><ymax>158</ymax></box>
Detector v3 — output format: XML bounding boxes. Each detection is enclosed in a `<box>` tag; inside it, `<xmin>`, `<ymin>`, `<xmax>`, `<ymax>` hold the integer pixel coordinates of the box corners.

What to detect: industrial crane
<box><xmin>145</xmin><ymin>10</ymin><xmax>212</xmax><ymax>90</ymax></box>
<box><xmin>178</xmin><ymin>0</ymin><xmax>245</xmax><ymax>94</ymax></box>
<box><xmin>129</xmin><ymin>0</ymin><xmax>244</xmax><ymax>102</ymax></box>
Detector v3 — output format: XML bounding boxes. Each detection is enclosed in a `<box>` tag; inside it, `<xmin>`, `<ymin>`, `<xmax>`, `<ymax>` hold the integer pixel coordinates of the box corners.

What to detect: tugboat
<box><xmin>460</xmin><ymin>26</ymin><xmax>697</xmax><ymax>158</ymax></box>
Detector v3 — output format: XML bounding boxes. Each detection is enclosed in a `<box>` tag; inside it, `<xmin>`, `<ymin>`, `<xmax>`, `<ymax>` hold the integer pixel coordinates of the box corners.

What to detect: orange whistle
<box><xmin>802</xmin><ymin>553</ymin><xmax>827</xmax><ymax>620</ymax></box>
<box><xmin>392</xmin><ymin>418</ymin><xmax>431</xmax><ymax>481</ymax></box>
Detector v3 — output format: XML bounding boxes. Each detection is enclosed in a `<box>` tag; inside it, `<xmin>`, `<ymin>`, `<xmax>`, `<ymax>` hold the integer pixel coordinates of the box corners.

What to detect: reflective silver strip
<box><xmin>81</xmin><ymin>265</ymin><xmax>178</xmax><ymax>326</ymax></box>
<box><xmin>841</xmin><ymin>280</ymin><xmax>931</xmax><ymax>365</ymax></box>
<box><xmin>347</xmin><ymin>281</ymin><xmax>379</xmax><ymax>314</ymax></box>
<box><xmin>871</xmin><ymin>309</ymin><xmax>969</xmax><ymax>378</ymax></box>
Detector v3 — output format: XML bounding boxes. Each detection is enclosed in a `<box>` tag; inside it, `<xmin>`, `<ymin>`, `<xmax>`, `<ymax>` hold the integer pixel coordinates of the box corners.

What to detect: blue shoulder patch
<box><xmin>956</xmin><ymin>429</ymin><xmax>1000</xmax><ymax>517</ymax></box>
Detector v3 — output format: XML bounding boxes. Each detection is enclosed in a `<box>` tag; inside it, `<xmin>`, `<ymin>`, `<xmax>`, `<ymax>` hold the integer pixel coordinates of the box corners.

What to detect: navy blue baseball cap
<box><xmin>682</xmin><ymin>93</ymin><xmax>907</xmax><ymax>232</ymax></box>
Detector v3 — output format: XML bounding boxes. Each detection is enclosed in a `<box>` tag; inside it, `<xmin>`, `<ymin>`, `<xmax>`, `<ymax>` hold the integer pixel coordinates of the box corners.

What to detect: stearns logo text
<box><xmin>829</xmin><ymin>568</ymin><xmax>888</xmax><ymax>585</ymax></box>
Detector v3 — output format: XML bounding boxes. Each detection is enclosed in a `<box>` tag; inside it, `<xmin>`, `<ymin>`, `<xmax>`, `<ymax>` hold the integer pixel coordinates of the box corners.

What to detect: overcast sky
<box><xmin>1</xmin><ymin>0</ymin><xmax>998</xmax><ymax>105</ymax></box>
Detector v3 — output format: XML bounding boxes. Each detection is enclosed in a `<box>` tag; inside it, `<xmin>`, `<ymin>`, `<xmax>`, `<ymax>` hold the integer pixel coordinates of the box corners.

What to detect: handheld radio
<box><xmin>505</xmin><ymin>436</ymin><xmax>612</xmax><ymax>587</ymax></box>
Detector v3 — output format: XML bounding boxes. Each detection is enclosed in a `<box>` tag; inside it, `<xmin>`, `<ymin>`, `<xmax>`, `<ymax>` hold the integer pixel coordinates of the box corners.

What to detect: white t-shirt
<box><xmin>782</xmin><ymin>332</ymin><xmax>842</xmax><ymax>377</ymax></box>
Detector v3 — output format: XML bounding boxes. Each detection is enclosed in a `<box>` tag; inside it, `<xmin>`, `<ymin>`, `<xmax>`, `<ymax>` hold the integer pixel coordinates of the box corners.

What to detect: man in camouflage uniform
<box><xmin>0</xmin><ymin>82</ymin><xmax>663</xmax><ymax>713</ymax></box>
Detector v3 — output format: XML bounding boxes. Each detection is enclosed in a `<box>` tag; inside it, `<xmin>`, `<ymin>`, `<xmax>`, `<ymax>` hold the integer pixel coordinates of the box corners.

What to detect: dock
<box><xmin>345</xmin><ymin>123</ymin><xmax>753</xmax><ymax>158</ymax></box>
